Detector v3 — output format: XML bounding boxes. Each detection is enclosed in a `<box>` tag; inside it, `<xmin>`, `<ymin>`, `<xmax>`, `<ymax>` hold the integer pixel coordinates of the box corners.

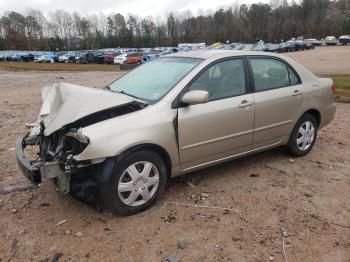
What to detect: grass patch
<box><xmin>326</xmin><ymin>75</ymin><xmax>350</xmax><ymax>103</ymax></box>
<box><xmin>329</xmin><ymin>75</ymin><xmax>350</xmax><ymax>90</ymax></box>
<box><xmin>0</xmin><ymin>61</ymin><xmax>120</xmax><ymax>72</ymax></box>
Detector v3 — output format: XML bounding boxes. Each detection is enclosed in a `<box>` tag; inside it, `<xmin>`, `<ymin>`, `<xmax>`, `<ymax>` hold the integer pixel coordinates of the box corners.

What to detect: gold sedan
<box><xmin>16</xmin><ymin>50</ymin><xmax>336</xmax><ymax>215</ymax></box>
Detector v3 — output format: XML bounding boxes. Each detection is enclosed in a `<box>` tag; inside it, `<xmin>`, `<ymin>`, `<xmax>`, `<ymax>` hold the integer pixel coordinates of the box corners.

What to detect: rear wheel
<box><xmin>99</xmin><ymin>149</ymin><xmax>167</xmax><ymax>215</ymax></box>
<box><xmin>287</xmin><ymin>113</ymin><xmax>318</xmax><ymax>156</ymax></box>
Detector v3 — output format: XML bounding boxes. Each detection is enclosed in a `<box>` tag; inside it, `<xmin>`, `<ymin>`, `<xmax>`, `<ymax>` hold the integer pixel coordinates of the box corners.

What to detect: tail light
<box><xmin>331</xmin><ymin>83</ymin><xmax>336</xmax><ymax>94</ymax></box>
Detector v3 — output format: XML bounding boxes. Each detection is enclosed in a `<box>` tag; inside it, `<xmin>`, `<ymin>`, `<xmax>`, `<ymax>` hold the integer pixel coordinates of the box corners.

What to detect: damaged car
<box><xmin>16</xmin><ymin>51</ymin><xmax>336</xmax><ymax>215</ymax></box>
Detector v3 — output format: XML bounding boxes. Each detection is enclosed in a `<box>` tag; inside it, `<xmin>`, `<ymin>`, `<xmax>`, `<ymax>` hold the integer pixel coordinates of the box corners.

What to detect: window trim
<box><xmin>246</xmin><ymin>55</ymin><xmax>302</xmax><ymax>93</ymax></box>
<box><xmin>172</xmin><ymin>56</ymin><xmax>251</xmax><ymax>109</ymax></box>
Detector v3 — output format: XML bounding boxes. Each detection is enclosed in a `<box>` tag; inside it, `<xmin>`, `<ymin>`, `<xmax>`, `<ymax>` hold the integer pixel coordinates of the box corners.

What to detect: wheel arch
<box><xmin>303</xmin><ymin>108</ymin><xmax>321</xmax><ymax>127</ymax></box>
<box><xmin>119</xmin><ymin>143</ymin><xmax>172</xmax><ymax>179</ymax></box>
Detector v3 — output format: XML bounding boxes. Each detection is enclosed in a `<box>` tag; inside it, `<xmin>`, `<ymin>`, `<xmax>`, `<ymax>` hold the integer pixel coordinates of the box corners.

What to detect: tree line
<box><xmin>0</xmin><ymin>0</ymin><xmax>349</xmax><ymax>51</ymax></box>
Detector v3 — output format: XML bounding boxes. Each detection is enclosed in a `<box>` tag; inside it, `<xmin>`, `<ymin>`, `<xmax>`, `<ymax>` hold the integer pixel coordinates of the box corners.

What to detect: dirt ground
<box><xmin>0</xmin><ymin>47</ymin><xmax>350</xmax><ymax>262</ymax></box>
<box><xmin>284</xmin><ymin>45</ymin><xmax>350</xmax><ymax>75</ymax></box>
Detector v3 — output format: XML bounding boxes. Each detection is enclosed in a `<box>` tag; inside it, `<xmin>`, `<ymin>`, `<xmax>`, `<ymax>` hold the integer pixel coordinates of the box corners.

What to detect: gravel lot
<box><xmin>285</xmin><ymin>46</ymin><xmax>350</xmax><ymax>75</ymax></box>
<box><xmin>0</xmin><ymin>47</ymin><xmax>349</xmax><ymax>261</ymax></box>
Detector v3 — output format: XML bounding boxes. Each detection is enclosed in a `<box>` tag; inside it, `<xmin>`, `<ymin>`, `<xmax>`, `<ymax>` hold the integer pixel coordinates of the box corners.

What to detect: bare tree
<box><xmin>0</xmin><ymin>0</ymin><xmax>350</xmax><ymax>50</ymax></box>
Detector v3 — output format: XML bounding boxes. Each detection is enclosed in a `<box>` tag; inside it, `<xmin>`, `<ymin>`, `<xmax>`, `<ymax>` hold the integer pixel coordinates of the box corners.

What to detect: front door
<box><xmin>177</xmin><ymin>58</ymin><xmax>255</xmax><ymax>170</ymax></box>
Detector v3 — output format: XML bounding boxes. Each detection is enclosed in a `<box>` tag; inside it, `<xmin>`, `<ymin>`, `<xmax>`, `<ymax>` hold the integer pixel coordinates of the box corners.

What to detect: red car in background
<box><xmin>104</xmin><ymin>52</ymin><xmax>122</xmax><ymax>64</ymax></box>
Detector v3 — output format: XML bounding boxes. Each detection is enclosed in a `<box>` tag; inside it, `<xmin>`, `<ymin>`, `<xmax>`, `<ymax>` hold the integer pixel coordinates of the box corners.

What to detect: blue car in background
<box><xmin>11</xmin><ymin>53</ymin><xmax>34</xmax><ymax>62</ymax></box>
<box><xmin>12</xmin><ymin>53</ymin><xmax>23</xmax><ymax>61</ymax></box>
<box><xmin>44</xmin><ymin>52</ymin><xmax>58</xmax><ymax>63</ymax></box>
<box><xmin>34</xmin><ymin>53</ymin><xmax>45</xmax><ymax>63</ymax></box>
<box><xmin>22</xmin><ymin>53</ymin><xmax>34</xmax><ymax>62</ymax></box>
<box><xmin>4</xmin><ymin>53</ymin><xmax>13</xmax><ymax>61</ymax></box>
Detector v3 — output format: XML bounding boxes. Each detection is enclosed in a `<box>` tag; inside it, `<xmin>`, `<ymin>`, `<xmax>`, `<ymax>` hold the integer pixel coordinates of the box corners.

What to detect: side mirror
<box><xmin>181</xmin><ymin>90</ymin><xmax>209</xmax><ymax>106</ymax></box>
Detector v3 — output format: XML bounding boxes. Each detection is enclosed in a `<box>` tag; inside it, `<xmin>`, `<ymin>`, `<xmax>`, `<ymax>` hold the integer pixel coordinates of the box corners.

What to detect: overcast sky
<box><xmin>0</xmin><ymin>0</ymin><xmax>267</xmax><ymax>17</ymax></box>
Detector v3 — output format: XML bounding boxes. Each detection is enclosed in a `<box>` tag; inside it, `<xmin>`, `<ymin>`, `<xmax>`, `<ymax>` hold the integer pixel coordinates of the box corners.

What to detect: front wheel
<box><xmin>287</xmin><ymin>113</ymin><xmax>318</xmax><ymax>156</ymax></box>
<box><xmin>99</xmin><ymin>149</ymin><xmax>167</xmax><ymax>215</ymax></box>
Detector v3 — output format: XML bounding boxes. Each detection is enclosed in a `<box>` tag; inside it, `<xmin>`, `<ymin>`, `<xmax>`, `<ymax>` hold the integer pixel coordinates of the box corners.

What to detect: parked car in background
<box><xmin>114</xmin><ymin>53</ymin><xmax>128</xmax><ymax>65</ymax></box>
<box><xmin>233</xmin><ymin>44</ymin><xmax>245</xmax><ymax>50</ymax></box>
<box><xmin>58</xmin><ymin>52</ymin><xmax>79</xmax><ymax>63</ymax></box>
<box><xmin>295</xmin><ymin>40</ymin><xmax>307</xmax><ymax>51</ymax></box>
<box><xmin>305</xmin><ymin>43</ymin><xmax>315</xmax><ymax>50</ymax></box>
<box><xmin>305</xmin><ymin>38</ymin><xmax>322</xmax><ymax>46</ymax></box>
<box><xmin>22</xmin><ymin>53</ymin><xmax>35</xmax><ymax>62</ymax></box>
<box><xmin>93</xmin><ymin>52</ymin><xmax>106</xmax><ymax>64</ymax></box>
<box><xmin>141</xmin><ymin>52</ymin><xmax>158</xmax><ymax>63</ymax></box>
<box><xmin>126</xmin><ymin>52</ymin><xmax>143</xmax><ymax>64</ymax></box>
<box><xmin>242</xmin><ymin>44</ymin><xmax>256</xmax><ymax>51</ymax></box>
<box><xmin>339</xmin><ymin>35</ymin><xmax>350</xmax><ymax>45</ymax></box>
<box><xmin>104</xmin><ymin>52</ymin><xmax>122</xmax><ymax>64</ymax></box>
<box><xmin>254</xmin><ymin>43</ymin><xmax>269</xmax><ymax>52</ymax></box>
<box><xmin>266</xmin><ymin>43</ymin><xmax>280</xmax><ymax>52</ymax></box>
<box><xmin>34</xmin><ymin>53</ymin><xmax>45</xmax><ymax>63</ymax></box>
<box><xmin>77</xmin><ymin>52</ymin><xmax>95</xmax><ymax>64</ymax></box>
<box><xmin>324</xmin><ymin>36</ymin><xmax>338</xmax><ymax>45</ymax></box>
<box><xmin>44</xmin><ymin>53</ymin><xmax>58</xmax><ymax>63</ymax></box>
<box><xmin>12</xmin><ymin>53</ymin><xmax>31</xmax><ymax>62</ymax></box>
<box><xmin>279</xmin><ymin>43</ymin><xmax>291</xmax><ymax>52</ymax></box>
<box><xmin>166</xmin><ymin>47</ymin><xmax>179</xmax><ymax>53</ymax></box>
<box><xmin>4</xmin><ymin>53</ymin><xmax>13</xmax><ymax>61</ymax></box>
<box><xmin>16</xmin><ymin>50</ymin><xmax>336</xmax><ymax>215</ymax></box>
<box><xmin>58</xmin><ymin>53</ymin><xmax>68</xmax><ymax>63</ymax></box>
<box><xmin>11</xmin><ymin>53</ymin><xmax>21</xmax><ymax>61</ymax></box>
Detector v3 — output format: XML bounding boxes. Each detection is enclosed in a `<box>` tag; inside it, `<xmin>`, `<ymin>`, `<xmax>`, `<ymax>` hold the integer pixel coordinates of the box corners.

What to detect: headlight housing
<box><xmin>65</xmin><ymin>128</ymin><xmax>89</xmax><ymax>155</ymax></box>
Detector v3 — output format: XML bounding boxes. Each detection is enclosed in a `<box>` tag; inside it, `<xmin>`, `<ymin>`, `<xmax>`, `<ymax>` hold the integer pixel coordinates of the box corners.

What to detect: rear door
<box><xmin>248</xmin><ymin>56</ymin><xmax>304</xmax><ymax>149</ymax></box>
<box><xmin>177</xmin><ymin>58</ymin><xmax>255</xmax><ymax>170</ymax></box>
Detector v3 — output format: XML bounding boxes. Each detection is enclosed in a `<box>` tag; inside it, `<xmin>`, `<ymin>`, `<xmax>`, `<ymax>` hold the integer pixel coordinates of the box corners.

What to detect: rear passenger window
<box><xmin>250</xmin><ymin>58</ymin><xmax>292</xmax><ymax>92</ymax></box>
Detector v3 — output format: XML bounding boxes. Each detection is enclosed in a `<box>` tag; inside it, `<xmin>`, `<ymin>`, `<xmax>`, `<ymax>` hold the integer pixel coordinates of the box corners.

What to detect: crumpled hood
<box><xmin>39</xmin><ymin>82</ymin><xmax>135</xmax><ymax>135</ymax></box>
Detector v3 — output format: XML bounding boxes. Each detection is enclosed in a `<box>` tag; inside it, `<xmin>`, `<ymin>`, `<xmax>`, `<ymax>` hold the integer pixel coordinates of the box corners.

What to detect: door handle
<box><xmin>292</xmin><ymin>90</ymin><xmax>303</xmax><ymax>97</ymax></box>
<box><xmin>238</xmin><ymin>100</ymin><xmax>253</xmax><ymax>108</ymax></box>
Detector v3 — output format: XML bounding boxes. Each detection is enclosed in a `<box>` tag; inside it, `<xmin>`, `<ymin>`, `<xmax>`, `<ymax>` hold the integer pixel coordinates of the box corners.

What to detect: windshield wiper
<box><xmin>106</xmin><ymin>87</ymin><xmax>148</xmax><ymax>104</ymax></box>
<box><xmin>114</xmin><ymin>90</ymin><xmax>148</xmax><ymax>104</ymax></box>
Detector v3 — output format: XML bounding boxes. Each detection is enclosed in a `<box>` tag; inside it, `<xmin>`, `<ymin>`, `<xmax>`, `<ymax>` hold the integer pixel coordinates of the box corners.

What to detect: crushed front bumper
<box><xmin>16</xmin><ymin>135</ymin><xmax>106</xmax><ymax>209</ymax></box>
<box><xmin>15</xmin><ymin>135</ymin><xmax>70</xmax><ymax>194</ymax></box>
<box><xmin>15</xmin><ymin>137</ymin><xmax>41</xmax><ymax>184</ymax></box>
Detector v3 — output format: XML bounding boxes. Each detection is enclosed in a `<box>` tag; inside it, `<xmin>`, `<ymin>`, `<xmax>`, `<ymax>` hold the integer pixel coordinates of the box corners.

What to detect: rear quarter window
<box><xmin>289</xmin><ymin>67</ymin><xmax>300</xmax><ymax>85</ymax></box>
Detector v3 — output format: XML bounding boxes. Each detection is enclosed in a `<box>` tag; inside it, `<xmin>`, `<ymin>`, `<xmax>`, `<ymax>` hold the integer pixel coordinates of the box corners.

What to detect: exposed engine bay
<box><xmin>17</xmin><ymin>83</ymin><xmax>146</xmax><ymax>200</ymax></box>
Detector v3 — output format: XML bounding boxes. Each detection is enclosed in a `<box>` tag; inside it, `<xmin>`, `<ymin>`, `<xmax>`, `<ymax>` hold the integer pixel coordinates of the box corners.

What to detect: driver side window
<box><xmin>188</xmin><ymin>59</ymin><xmax>246</xmax><ymax>101</ymax></box>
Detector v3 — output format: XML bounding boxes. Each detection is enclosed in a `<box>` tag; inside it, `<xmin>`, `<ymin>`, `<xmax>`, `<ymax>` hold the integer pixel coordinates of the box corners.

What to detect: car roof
<box><xmin>169</xmin><ymin>50</ymin><xmax>282</xmax><ymax>60</ymax></box>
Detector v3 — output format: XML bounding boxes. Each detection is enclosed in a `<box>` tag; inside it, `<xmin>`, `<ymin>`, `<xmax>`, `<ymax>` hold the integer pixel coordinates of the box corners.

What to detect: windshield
<box><xmin>108</xmin><ymin>57</ymin><xmax>203</xmax><ymax>103</ymax></box>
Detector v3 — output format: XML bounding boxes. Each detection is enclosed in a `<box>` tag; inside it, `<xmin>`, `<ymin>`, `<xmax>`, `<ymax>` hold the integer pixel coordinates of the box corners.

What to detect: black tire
<box><xmin>99</xmin><ymin>149</ymin><xmax>167</xmax><ymax>215</ymax></box>
<box><xmin>287</xmin><ymin>113</ymin><xmax>318</xmax><ymax>156</ymax></box>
